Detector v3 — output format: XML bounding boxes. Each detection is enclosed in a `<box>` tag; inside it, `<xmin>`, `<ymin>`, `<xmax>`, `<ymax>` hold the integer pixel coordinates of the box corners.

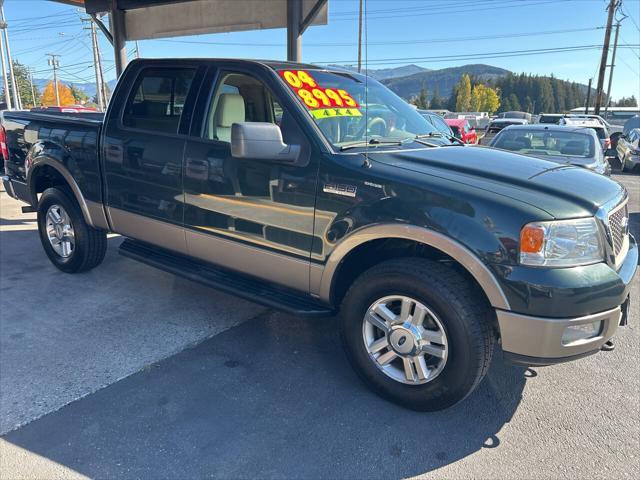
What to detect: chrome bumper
<box><xmin>497</xmin><ymin>306</ymin><xmax>622</xmax><ymax>365</ymax></box>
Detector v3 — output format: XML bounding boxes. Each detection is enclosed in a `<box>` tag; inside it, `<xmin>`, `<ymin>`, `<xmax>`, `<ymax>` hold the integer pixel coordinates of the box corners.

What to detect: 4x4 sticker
<box><xmin>310</xmin><ymin>108</ymin><xmax>362</xmax><ymax>119</ymax></box>
<box><xmin>279</xmin><ymin>69</ymin><xmax>361</xmax><ymax>117</ymax></box>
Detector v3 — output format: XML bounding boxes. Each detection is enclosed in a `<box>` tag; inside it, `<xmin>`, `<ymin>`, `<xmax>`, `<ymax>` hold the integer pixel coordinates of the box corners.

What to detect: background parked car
<box><xmin>445</xmin><ymin>118</ymin><xmax>477</xmax><ymax>143</ymax></box>
<box><xmin>538</xmin><ymin>113</ymin><xmax>564</xmax><ymax>124</ymax></box>
<box><xmin>489</xmin><ymin>124</ymin><xmax>611</xmax><ymax>175</ymax></box>
<box><xmin>497</xmin><ymin>111</ymin><xmax>533</xmax><ymax>122</ymax></box>
<box><xmin>624</xmin><ymin>115</ymin><xmax>640</xmax><ymax>135</ymax></box>
<box><xmin>418</xmin><ymin>110</ymin><xmax>455</xmax><ymax>137</ymax></box>
<box><xmin>616</xmin><ymin>128</ymin><xmax>640</xmax><ymax>173</ymax></box>
<box><xmin>479</xmin><ymin>118</ymin><xmax>529</xmax><ymax>145</ymax></box>
<box><xmin>560</xmin><ymin>117</ymin><xmax>610</xmax><ymax>151</ymax></box>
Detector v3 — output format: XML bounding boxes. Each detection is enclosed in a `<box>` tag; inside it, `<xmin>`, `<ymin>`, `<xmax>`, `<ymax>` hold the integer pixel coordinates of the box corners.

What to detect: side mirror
<box><xmin>231</xmin><ymin>122</ymin><xmax>301</xmax><ymax>164</ymax></box>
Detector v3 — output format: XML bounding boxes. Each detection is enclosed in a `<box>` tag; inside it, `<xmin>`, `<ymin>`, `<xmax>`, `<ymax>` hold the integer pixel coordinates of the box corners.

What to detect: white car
<box><xmin>560</xmin><ymin>117</ymin><xmax>610</xmax><ymax>151</ymax></box>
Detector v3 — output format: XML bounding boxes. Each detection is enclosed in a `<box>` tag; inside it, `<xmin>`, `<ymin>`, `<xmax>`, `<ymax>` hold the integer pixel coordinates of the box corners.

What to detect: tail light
<box><xmin>0</xmin><ymin>126</ymin><xmax>8</xmax><ymax>166</ymax></box>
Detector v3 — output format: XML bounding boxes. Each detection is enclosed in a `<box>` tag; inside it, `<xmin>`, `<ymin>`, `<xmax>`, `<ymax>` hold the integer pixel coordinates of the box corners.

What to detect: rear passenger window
<box><xmin>123</xmin><ymin>68</ymin><xmax>196</xmax><ymax>134</ymax></box>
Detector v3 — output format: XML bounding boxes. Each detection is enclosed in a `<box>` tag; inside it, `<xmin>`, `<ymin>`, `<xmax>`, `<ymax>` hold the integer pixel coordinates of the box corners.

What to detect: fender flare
<box><xmin>27</xmin><ymin>156</ymin><xmax>108</xmax><ymax>230</ymax></box>
<box><xmin>317</xmin><ymin>224</ymin><xmax>511</xmax><ymax>310</ymax></box>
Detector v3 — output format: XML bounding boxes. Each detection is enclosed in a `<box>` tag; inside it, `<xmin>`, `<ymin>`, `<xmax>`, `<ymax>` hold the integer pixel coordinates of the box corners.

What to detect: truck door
<box><xmin>102</xmin><ymin>64</ymin><xmax>202</xmax><ymax>252</ymax></box>
<box><xmin>182</xmin><ymin>66</ymin><xmax>319</xmax><ymax>292</ymax></box>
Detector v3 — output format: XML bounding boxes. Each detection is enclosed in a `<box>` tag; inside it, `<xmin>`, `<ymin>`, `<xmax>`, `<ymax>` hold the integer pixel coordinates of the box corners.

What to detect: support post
<box><xmin>0</xmin><ymin>4</ymin><xmax>20</xmax><ymax>109</ymax></box>
<box><xmin>585</xmin><ymin>78</ymin><xmax>593</xmax><ymax>114</ymax></box>
<box><xmin>604</xmin><ymin>21</ymin><xmax>621</xmax><ymax>115</ymax></box>
<box><xmin>109</xmin><ymin>2</ymin><xmax>128</xmax><ymax>77</ymax></box>
<box><xmin>594</xmin><ymin>0</ymin><xmax>618</xmax><ymax>115</ymax></box>
<box><xmin>287</xmin><ymin>0</ymin><xmax>302</xmax><ymax>62</ymax></box>
<box><xmin>0</xmin><ymin>23</ymin><xmax>10</xmax><ymax>109</ymax></box>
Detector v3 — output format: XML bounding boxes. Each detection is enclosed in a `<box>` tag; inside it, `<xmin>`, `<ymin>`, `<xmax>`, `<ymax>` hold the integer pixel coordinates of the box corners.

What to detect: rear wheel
<box><xmin>37</xmin><ymin>187</ymin><xmax>107</xmax><ymax>273</ymax></box>
<box><xmin>339</xmin><ymin>258</ymin><xmax>495</xmax><ymax>411</ymax></box>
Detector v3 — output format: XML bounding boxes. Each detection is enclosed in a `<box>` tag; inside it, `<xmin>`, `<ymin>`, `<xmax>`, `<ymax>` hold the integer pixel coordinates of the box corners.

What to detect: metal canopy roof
<box><xmin>48</xmin><ymin>0</ymin><xmax>328</xmax><ymax>74</ymax></box>
<box><xmin>54</xmin><ymin>0</ymin><xmax>327</xmax><ymax>40</ymax></box>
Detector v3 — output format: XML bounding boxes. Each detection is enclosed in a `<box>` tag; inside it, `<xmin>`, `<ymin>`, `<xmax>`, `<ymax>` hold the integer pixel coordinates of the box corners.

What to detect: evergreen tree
<box><xmin>69</xmin><ymin>84</ymin><xmax>89</xmax><ymax>104</ymax></box>
<box><xmin>416</xmin><ymin>86</ymin><xmax>429</xmax><ymax>109</ymax></box>
<box><xmin>430</xmin><ymin>86</ymin><xmax>444</xmax><ymax>109</ymax></box>
<box><xmin>507</xmin><ymin>93</ymin><xmax>521</xmax><ymax>111</ymax></box>
<box><xmin>0</xmin><ymin>60</ymin><xmax>41</xmax><ymax>108</ymax></box>
<box><xmin>455</xmin><ymin>74</ymin><xmax>472</xmax><ymax>112</ymax></box>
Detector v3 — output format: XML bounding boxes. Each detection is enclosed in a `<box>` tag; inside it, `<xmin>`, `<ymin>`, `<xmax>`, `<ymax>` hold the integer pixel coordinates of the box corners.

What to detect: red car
<box><xmin>445</xmin><ymin>119</ymin><xmax>477</xmax><ymax>144</ymax></box>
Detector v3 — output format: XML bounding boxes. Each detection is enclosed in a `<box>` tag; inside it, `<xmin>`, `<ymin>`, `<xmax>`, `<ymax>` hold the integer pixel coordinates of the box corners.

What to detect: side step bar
<box><xmin>119</xmin><ymin>239</ymin><xmax>334</xmax><ymax>318</ymax></box>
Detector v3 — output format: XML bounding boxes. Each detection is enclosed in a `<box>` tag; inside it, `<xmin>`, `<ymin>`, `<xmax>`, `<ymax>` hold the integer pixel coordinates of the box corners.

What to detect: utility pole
<box><xmin>357</xmin><ymin>0</ymin><xmax>363</xmax><ymax>73</ymax></box>
<box><xmin>604</xmin><ymin>15</ymin><xmax>625</xmax><ymax>115</ymax></box>
<box><xmin>0</xmin><ymin>21</ymin><xmax>10</xmax><ymax>109</ymax></box>
<box><xmin>0</xmin><ymin>2</ymin><xmax>20</xmax><ymax>109</ymax></box>
<box><xmin>585</xmin><ymin>78</ymin><xmax>593</xmax><ymax>114</ymax></box>
<box><xmin>594</xmin><ymin>0</ymin><xmax>619</xmax><ymax>115</ymax></box>
<box><xmin>28</xmin><ymin>67</ymin><xmax>36</xmax><ymax>107</ymax></box>
<box><xmin>134</xmin><ymin>40</ymin><xmax>140</xmax><ymax>59</ymax></box>
<box><xmin>46</xmin><ymin>54</ymin><xmax>61</xmax><ymax>107</ymax></box>
<box><xmin>83</xmin><ymin>17</ymin><xmax>104</xmax><ymax>111</ymax></box>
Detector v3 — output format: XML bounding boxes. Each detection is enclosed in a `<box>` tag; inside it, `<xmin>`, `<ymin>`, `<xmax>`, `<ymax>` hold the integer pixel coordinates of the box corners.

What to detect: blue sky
<box><xmin>5</xmin><ymin>0</ymin><xmax>640</xmax><ymax>100</ymax></box>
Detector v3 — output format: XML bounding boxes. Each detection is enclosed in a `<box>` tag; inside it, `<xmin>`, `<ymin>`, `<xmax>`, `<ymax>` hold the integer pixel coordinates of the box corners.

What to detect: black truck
<box><xmin>1</xmin><ymin>59</ymin><xmax>636</xmax><ymax>411</ymax></box>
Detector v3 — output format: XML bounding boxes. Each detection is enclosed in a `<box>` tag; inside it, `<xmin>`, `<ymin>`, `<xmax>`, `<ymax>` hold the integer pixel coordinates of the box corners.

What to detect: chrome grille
<box><xmin>608</xmin><ymin>200</ymin><xmax>629</xmax><ymax>264</ymax></box>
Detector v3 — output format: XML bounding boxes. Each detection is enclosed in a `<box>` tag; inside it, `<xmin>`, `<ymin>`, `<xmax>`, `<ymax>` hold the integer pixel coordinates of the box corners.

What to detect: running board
<box><xmin>119</xmin><ymin>239</ymin><xmax>333</xmax><ymax>318</ymax></box>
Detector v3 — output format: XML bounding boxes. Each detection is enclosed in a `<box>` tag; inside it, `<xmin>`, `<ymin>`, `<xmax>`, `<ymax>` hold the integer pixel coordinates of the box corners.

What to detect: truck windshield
<box><xmin>277</xmin><ymin>69</ymin><xmax>439</xmax><ymax>149</ymax></box>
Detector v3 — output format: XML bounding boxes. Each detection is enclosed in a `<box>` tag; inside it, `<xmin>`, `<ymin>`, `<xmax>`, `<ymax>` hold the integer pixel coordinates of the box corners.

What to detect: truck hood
<box><xmin>367</xmin><ymin>145</ymin><xmax>624</xmax><ymax>218</ymax></box>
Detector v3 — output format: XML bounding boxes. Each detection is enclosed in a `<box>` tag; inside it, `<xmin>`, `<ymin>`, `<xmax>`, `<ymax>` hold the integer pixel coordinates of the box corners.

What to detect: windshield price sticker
<box><xmin>279</xmin><ymin>70</ymin><xmax>361</xmax><ymax>116</ymax></box>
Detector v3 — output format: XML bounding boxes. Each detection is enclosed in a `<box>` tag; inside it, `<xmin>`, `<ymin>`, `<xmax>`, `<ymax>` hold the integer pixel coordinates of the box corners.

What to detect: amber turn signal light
<box><xmin>520</xmin><ymin>225</ymin><xmax>545</xmax><ymax>253</ymax></box>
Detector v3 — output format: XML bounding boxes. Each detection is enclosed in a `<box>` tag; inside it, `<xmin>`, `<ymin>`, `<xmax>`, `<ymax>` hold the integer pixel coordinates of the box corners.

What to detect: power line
<box><xmin>318</xmin><ymin>44</ymin><xmax>637</xmax><ymax>66</ymax></box>
<box><xmin>159</xmin><ymin>26</ymin><xmax>605</xmax><ymax>48</ymax></box>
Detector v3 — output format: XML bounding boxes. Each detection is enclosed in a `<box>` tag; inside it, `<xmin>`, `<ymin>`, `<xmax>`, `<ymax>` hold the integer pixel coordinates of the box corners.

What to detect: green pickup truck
<box><xmin>1</xmin><ymin>59</ymin><xmax>636</xmax><ymax>411</ymax></box>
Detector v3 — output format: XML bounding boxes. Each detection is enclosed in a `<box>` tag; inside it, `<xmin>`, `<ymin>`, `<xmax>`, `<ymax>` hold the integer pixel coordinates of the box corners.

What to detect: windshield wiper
<box><xmin>339</xmin><ymin>138</ymin><xmax>406</xmax><ymax>151</ymax></box>
<box><xmin>415</xmin><ymin>132</ymin><xmax>464</xmax><ymax>146</ymax></box>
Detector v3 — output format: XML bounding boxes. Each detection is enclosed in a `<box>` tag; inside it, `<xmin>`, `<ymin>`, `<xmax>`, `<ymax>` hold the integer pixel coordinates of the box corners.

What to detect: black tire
<box><xmin>339</xmin><ymin>258</ymin><xmax>495</xmax><ymax>411</ymax></box>
<box><xmin>37</xmin><ymin>186</ymin><xmax>107</xmax><ymax>273</ymax></box>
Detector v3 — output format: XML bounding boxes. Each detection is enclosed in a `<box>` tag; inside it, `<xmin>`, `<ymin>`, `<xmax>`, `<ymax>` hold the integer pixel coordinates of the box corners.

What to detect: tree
<box><xmin>455</xmin><ymin>74</ymin><xmax>472</xmax><ymax>112</ymax></box>
<box><xmin>616</xmin><ymin>95</ymin><xmax>638</xmax><ymax>107</ymax></box>
<box><xmin>507</xmin><ymin>93</ymin><xmax>521</xmax><ymax>112</ymax></box>
<box><xmin>411</xmin><ymin>86</ymin><xmax>429</xmax><ymax>109</ymax></box>
<box><xmin>470</xmin><ymin>83</ymin><xmax>501</xmax><ymax>113</ymax></box>
<box><xmin>430</xmin><ymin>86</ymin><xmax>444</xmax><ymax>109</ymax></box>
<box><xmin>69</xmin><ymin>84</ymin><xmax>89</xmax><ymax>104</ymax></box>
<box><xmin>41</xmin><ymin>81</ymin><xmax>75</xmax><ymax>106</ymax></box>
<box><xmin>0</xmin><ymin>60</ymin><xmax>40</xmax><ymax>108</ymax></box>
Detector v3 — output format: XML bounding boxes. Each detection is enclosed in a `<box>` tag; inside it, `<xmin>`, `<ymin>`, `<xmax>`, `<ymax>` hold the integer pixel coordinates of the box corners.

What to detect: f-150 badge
<box><xmin>323</xmin><ymin>183</ymin><xmax>357</xmax><ymax>197</ymax></box>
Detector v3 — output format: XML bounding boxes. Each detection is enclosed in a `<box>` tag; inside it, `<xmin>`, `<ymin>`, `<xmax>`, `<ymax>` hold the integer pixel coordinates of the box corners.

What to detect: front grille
<box><xmin>608</xmin><ymin>200</ymin><xmax>629</xmax><ymax>265</ymax></box>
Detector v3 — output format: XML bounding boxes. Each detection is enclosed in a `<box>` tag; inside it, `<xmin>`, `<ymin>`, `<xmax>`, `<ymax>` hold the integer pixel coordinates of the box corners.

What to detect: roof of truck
<box><xmin>128</xmin><ymin>57</ymin><xmax>348</xmax><ymax>73</ymax></box>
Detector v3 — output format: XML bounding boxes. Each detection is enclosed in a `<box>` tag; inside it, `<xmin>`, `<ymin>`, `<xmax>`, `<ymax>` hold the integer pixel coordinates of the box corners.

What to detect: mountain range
<box><xmin>325</xmin><ymin>63</ymin><xmax>511</xmax><ymax>99</ymax></box>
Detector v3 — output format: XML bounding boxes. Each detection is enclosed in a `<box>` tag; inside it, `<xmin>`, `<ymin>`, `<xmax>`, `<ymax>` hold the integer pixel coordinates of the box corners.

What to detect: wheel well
<box><xmin>31</xmin><ymin>165</ymin><xmax>69</xmax><ymax>204</ymax></box>
<box><xmin>331</xmin><ymin>238</ymin><xmax>495</xmax><ymax>316</ymax></box>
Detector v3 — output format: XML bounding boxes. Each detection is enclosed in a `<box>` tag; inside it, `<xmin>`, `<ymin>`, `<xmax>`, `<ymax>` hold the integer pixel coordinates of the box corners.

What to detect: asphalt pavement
<box><xmin>1</xmin><ymin>174</ymin><xmax>638</xmax><ymax>479</ymax></box>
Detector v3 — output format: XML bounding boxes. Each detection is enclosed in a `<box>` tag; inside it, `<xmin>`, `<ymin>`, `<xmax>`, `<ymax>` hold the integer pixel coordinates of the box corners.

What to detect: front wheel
<box><xmin>37</xmin><ymin>187</ymin><xmax>107</xmax><ymax>273</ymax></box>
<box><xmin>339</xmin><ymin>258</ymin><xmax>495</xmax><ymax>411</ymax></box>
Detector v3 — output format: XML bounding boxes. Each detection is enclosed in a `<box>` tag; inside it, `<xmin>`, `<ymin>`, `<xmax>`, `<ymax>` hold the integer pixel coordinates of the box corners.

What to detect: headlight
<box><xmin>519</xmin><ymin>218</ymin><xmax>604</xmax><ymax>267</ymax></box>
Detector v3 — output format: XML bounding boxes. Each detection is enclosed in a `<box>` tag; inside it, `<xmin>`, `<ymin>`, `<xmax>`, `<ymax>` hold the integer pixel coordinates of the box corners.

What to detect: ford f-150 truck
<box><xmin>1</xmin><ymin>59</ymin><xmax>636</xmax><ymax>411</ymax></box>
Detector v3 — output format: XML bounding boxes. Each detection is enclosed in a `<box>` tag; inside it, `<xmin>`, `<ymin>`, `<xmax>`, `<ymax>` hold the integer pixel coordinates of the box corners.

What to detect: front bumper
<box><xmin>496</xmin><ymin>234</ymin><xmax>636</xmax><ymax>366</ymax></box>
<box><xmin>498</xmin><ymin>305</ymin><xmax>624</xmax><ymax>366</ymax></box>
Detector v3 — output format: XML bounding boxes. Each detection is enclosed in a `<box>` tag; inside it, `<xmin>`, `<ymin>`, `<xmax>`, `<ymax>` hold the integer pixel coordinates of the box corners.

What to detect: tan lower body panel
<box><xmin>108</xmin><ymin>207</ymin><xmax>187</xmax><ymax>252</ymax></box>
<box><xmin>186</xmin><ymin>228</ymin><xmax>310</xmax><ymax>292</ymax></box>
<box><xmin>108</xmin><ymin>207</ymin><xmax>311</xmax><ymax>293</ymax></box>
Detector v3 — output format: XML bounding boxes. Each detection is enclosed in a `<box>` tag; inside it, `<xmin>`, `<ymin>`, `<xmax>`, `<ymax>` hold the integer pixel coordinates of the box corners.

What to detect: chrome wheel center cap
<box><xmin>389</xmin><ymin>325</ymin><xmax>419</xmax><ymax>356</ymax></box>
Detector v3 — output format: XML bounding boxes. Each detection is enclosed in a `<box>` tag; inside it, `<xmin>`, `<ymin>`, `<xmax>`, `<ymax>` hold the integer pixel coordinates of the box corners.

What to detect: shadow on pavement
<box><xmin>3</xmin><ymin>308</ymin><xmax>528</xmax><ymax>479</ymax></box>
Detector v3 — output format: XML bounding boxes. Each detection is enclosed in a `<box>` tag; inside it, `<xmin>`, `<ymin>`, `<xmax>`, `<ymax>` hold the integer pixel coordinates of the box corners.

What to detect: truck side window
<box><xmin>123</xmin><ymin>68</ymin><xmax>196</xmax><ymax>134</ymax></box>
<box><xmin>204</xmin><ymin>73</ymin><xmax>277</xmax><ymax>142</ymax></box>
